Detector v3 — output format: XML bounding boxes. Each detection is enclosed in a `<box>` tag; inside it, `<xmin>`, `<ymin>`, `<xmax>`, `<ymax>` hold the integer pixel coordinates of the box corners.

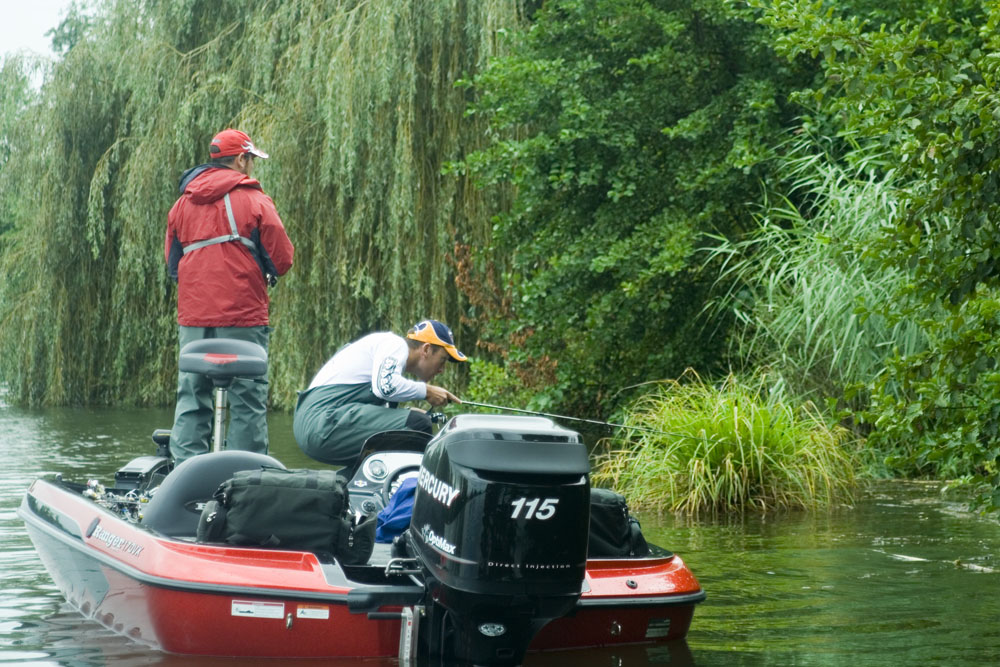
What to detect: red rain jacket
<box><xmin>165</xmin><ymin>166</ymin><xmax>294</xmax><ymax>327</ymax></box>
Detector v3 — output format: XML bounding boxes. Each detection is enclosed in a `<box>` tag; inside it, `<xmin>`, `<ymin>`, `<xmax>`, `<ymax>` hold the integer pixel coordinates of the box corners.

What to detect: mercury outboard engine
<box><xmin>407</xmin><ymin>414</ymin><xmax>590</xmax><ymax>665</ymax></box>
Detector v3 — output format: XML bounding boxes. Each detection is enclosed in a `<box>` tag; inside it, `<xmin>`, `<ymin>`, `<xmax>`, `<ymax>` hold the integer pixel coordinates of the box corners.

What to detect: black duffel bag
<box><xmin>196</xmin><ymin>467</ymin><xmax>374</xmax><ymax>565</ymax></box>
<box><xmin>588</xmin><ymin>487</ymin><xmax>650</xmax><ymax>558</ymax></box>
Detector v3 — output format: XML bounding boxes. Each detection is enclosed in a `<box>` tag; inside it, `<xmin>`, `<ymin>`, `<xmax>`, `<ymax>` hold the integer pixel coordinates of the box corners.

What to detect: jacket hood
<box><xmin>178</xmin><ymin>164</ymin><xmax>262</xmax><ymax>203</ymax></box>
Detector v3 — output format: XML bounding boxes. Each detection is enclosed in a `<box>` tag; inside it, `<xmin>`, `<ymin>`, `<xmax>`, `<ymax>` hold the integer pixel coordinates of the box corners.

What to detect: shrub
<box><xmin>592</xmin><ymin>370</ymin><xmax>856</xmax><ymax>514</ymax></box>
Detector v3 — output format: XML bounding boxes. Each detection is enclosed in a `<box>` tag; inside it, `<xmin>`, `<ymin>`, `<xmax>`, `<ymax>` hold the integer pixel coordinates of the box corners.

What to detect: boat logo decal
<box><xmin>90</xmin><ymin>524</ymin><xmax>144</xmax><ymax>557</ymax></box>
<box><xmin>232</xmin><ymin>600</ymin><xmax>284</xmax><ymax>619</ymax></box>
<box><xmin>417</xmin><ymin>466</ymin><xmax>460</xmax><ymax>507</ymax></box>
<box><xmin>478</xmin><ymin>622</ymin><xmax>506</xmax><ymax>637</ymax></box>
<box><xmin>419</xmin><ymin>524</ymin><xmax>456</xmax><ymax>555</ymax></box>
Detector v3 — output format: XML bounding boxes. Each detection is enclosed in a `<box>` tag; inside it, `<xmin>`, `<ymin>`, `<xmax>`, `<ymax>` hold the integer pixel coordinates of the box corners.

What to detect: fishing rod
<box><xmin>459</xmin><ymin>399</ymin><xmax>691</xmax><ymax>439</ymax></box>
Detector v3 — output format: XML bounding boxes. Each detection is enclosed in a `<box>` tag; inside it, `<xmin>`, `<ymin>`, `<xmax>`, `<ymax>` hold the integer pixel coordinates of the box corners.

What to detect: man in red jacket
<box><xmin>165</xmin><ymin>129</ymin><xmax>294</xmax><ymax>464</ymax></box>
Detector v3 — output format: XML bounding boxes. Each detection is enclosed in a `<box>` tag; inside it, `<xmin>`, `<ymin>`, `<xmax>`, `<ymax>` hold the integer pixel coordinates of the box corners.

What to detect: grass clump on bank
<box><xmin>592</xmin><ymin>371</ymin><xmax>856</xmax><ymax>514</ymax></box>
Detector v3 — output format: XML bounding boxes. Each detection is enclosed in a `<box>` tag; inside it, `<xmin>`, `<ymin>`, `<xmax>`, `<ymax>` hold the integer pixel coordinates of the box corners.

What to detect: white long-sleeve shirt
<box><xmin>307</xmin><ymin>332</ymin><xmax>427</xmax><ymax>402</ymax></box>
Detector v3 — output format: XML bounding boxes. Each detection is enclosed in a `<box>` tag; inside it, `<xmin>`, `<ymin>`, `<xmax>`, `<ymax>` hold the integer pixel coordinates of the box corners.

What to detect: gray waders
<box><xmin>169</xmin><ymin>325</ymin><xmax>270</xmax><ymax>464</ymax></box>
<box><xmin>293</xmin><ymin>383</ymin><xmax>421</xmax><ymax>467</ymax></box>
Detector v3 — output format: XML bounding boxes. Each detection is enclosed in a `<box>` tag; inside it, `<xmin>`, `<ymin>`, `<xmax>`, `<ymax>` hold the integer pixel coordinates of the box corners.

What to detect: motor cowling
<box><xmin>409</xmin><ymin>414</ymin><xmax>590</xmax><ymax>664</ymax></box>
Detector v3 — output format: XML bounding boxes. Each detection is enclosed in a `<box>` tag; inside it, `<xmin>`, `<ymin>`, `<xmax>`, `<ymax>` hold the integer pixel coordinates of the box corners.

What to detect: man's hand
<box><xmin>425</xmin><ymin>384</ymin><xmax>460</xmax><ymax>407</ymax></box>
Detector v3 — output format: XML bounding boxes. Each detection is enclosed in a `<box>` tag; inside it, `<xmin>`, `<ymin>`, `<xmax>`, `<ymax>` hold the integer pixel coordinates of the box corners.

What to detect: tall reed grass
<box><xmin>592</xmin><ymin>371</ymin><xmax>856</xmax><ymax>514</ymax></box>
<box><xmin>704</xmin><ymin>136</ymin><xmax>924</xmax><ymax>410</ymax></box>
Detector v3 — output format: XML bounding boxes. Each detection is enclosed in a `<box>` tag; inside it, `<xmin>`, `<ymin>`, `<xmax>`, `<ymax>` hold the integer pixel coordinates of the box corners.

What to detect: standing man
<box><xmin>294</xmin><ymin>319</ymin><xmax>466</xmax><ymax>467</ymax></box>
<box><xmin>165</xmin><ymin>129</ymin><xmax>294</xmax><ymax>464</ymax></box>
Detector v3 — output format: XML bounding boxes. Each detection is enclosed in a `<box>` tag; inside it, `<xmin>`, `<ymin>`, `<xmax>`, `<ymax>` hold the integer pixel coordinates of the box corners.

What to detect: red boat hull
<box><xmin>21</xmin><ymin>477</ymin><xmax>704</xmax><ymax>658</ymax></box>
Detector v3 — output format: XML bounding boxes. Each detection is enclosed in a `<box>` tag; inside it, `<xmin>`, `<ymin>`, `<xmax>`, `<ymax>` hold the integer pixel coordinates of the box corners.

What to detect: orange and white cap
<box><xmin>407</xmin><ymin>319</ymin><xmax>467</xmax><ymax>362</ymax></box>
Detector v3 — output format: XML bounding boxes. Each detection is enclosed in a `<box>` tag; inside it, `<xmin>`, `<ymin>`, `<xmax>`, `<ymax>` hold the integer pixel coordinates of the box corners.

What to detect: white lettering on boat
<box><xmin>420</xmin><ymin>524</ymin><xmax>456</xmax><ymax>555</ymax></box>
<box><xmin>91</xmin><ymin>525</ymin><xmax>144</xmax><ymax>557</ymax></box>
<box><xmin>487</xmin><ymin>561</ymin><xmax>572</xmax><ymax>570</ymax></box>
<box><xmin>417</xmin><ymin>466</ymin><xmax>460</xmax><ymax>507</ymax></box>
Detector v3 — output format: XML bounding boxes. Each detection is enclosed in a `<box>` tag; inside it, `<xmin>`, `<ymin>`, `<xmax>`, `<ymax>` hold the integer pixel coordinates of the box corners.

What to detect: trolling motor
<box><xmin>178</xmin><ymin>338</ymin><xmax>268</xmax><ymax>451</ymax></box>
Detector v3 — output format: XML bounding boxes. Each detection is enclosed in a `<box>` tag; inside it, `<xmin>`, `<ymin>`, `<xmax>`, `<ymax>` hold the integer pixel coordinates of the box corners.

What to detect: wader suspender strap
<box><xmin>181</xmin><ymin>193</ymin><xmax>258</xmax><ymax>255</ymax></box>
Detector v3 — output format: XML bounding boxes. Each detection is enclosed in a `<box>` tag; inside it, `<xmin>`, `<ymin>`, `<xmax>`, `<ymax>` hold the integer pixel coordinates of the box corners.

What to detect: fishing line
<box><xmin>459</xmin><ymin>399</ymin><xmax>695</xmax><ymax>440</ymax></box>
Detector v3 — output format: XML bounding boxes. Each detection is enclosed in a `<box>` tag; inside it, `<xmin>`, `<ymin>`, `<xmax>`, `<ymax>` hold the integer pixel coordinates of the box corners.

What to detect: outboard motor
<box><xmin>408</xmin><ymin>414</ymin><xmax>590</xmax><ymax>665</ymax></box>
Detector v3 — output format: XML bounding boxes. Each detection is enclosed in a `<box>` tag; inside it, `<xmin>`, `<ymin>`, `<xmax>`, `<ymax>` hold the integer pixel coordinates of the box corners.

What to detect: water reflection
<box><xmin>2</xmin><ymin>404</ymin><xmax>999</xmax><ymax>666</ymax></box>
<box><xmin>649</xmin><ymin>484</ymin><xmax>1000</xmax><ymax>666</ymax></box>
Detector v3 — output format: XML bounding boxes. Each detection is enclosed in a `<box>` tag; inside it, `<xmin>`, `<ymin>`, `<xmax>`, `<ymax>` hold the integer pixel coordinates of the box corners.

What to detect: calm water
<box><xmin>2</xmin><ymin>403</ymin><xmax>999</xmax><ymax>666</ymax></box>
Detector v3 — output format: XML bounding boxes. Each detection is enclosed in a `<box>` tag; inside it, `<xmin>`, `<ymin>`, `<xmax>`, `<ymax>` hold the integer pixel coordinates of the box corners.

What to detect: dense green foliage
<box><xmin>4</xmin><ymin>0</ymin><xmax>1000</xmax><ymax>511</ymax></box>
<box><xmin>707</xmin><ymin>136</ymin><xmax>925</xmax><ymax>411</ymax></box>
<box><xmin>756</xmin><ymin>0</ymin><xmax>1000</xmax><ymax>507</ymax></box>
<box><xmin>592</xmin><ymin>370</ymin><xmax>855</xmax><ymax>513</ymax></box>
<box><xmin>455</xmin><ymin>0</ymin><xmax>817</xmax><ymax>416</ymax></box>
<box><xmin>0</xmin><ymin>0</ymin><xmax>522</xmax><ymax>408</ymax></box>
<box><xmin>459</xmin><ymin>0</ymin><xmax>1000</xmax><ymax>509</ymax></box>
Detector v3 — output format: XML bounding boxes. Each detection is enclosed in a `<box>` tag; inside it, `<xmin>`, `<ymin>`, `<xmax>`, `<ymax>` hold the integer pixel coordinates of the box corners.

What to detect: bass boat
<box><xmin>19</xmin><ymin>339</ymin><xmax>704</xmax><ymax>665</ymax></box>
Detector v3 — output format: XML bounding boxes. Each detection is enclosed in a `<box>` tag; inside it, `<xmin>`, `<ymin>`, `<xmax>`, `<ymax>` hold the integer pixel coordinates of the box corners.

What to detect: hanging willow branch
<box><xmin>0</xmin><ymin>0</ymin><xmax>521</xmax><ymax>408</ymax></box>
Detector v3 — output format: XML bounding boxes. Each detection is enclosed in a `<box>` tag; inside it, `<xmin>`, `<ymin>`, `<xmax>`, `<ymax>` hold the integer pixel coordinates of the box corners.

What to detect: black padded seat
<box><xmin>142</xmin><ymin>450</ymin><xmax>285</xmax><ymax>538</ymax></box>
<box><xmin>178</xmin><ymin>338</ymin><xmax>267</xmax><ymax>383</ymax></box>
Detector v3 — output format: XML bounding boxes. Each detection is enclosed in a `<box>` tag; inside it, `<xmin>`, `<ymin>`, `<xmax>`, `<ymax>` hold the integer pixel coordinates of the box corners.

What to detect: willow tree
<box><xmin>0</xmin><ymin>0</ymin><xmax>522</xmax><ymax>408</ymax></box>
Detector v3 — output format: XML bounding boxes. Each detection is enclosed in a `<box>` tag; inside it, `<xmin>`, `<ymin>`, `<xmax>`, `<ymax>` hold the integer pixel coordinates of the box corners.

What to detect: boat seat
<box><xmin>141</xmin><ymin>450</ymin><xmax>285</xmax><ymax>539</ymax></box>
<box><xmin>178</xmin><ymin>338</ymin><xmax>268</xmax><ymax>386</ymax></box>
